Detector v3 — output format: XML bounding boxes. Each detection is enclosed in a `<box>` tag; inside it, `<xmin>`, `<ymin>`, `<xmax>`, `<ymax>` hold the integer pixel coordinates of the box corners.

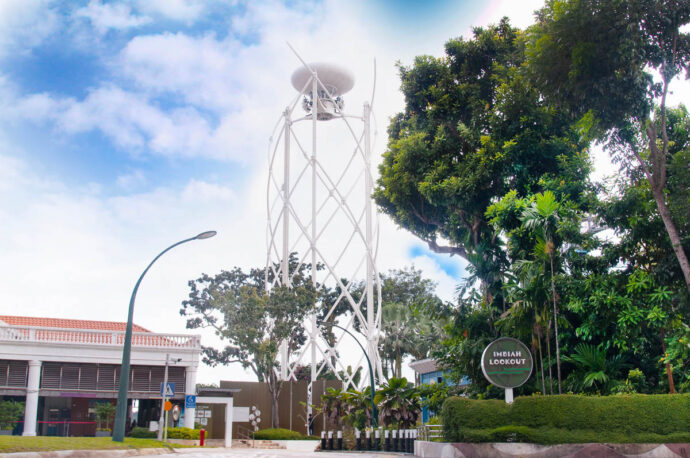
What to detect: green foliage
<box><xmin>375</xmin><ymin>17</ymin><xmax>592</xmax><ymax>310</ymax></box>
<box><xmin>94</xmin><ymin>402</ymin><xmax>116</xmax><ymax>431</ymax></box>
<box><xmin>417</xmin><ymin>382</ymin><xmax>457</xmax><ymax>416</ymax></box>
<box><xmin>253</xmin><ymin>428</ymin><xmax>306</xmax><ymax>440</ymax></box>
<box><xmin>0</xmin><ymin>401</ymin><xmax>23</xmax><ymax>430</ymax></box>
<box><xmin>449</xmin><ymin>425</ymin><xmax>690</xmax><ymax>444</ymax></box>
<box><xmin>377</xmin><ymin>267</ymin><xmax>447</xmax><ymax>378</ymax></box>
<box><xmin>374</xmin><ymin>377</ymin><xmax>421</xmax><ymax>428</ymax></box>
<box><xmin>562</xmin><ymin>344</ymin><xmax>628</xmax><ymax>393</ymax></box>
<box><xmin>166</xmin><ymin>427</ymin><xmax>200</xmax><ymax>440</ymax></box>
<box><xmin>320</xmin><ymin>387</ymin><xmax>346</xmax><ymax>429</ymax></box>
<box><xmin>129</xmin><ymin>427</ymin><xmax>156</xmax><ymax>438</ymax></box>
<box><xmin>181</xmin><ymin>254</ymin><xmax>317</xmax><ymax>427</ymax></box>
<box><xmin>442</xmin><ymin>394</ymin><xmax>690</xmax><ymax>442</ymax></box>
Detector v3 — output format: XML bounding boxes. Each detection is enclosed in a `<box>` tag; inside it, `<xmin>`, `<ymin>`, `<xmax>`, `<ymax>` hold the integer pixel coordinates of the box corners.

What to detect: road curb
<box><xmin>0</xmin><ymin>448</ymin><xmax>173</xmax><ymax>458</ymax></box>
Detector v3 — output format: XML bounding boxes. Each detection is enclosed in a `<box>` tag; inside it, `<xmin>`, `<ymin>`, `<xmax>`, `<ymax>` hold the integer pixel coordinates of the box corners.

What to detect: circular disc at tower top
<box><xmin>291</xmin><ymin>62</ymin><xmax>355</xmax><ymax>96</ymax></box>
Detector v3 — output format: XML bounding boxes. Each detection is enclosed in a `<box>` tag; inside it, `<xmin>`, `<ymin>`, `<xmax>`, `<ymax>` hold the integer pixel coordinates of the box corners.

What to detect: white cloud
<box><xmin>74</xmin><ymin>0</ymin><xmax>151</xmax><ymax>34</ymax></box>
<box><xmin>135</xmin><ymin>0</ymin><xmax>206</xmax><ymax>23</ymax></box>
<box><xmin>116</xmin><ymin>169</ymin><xmax>147</xmax><ymax>191</ymax></box>
<box><xmin>118</xmin><ymin>33</ymin><xmax>242</xmax><ymax>112</ymax></box>
<box><xmin>0</xmin><ymin>0</ymin><xmax>58</xmax><ymax>58</ymax></box>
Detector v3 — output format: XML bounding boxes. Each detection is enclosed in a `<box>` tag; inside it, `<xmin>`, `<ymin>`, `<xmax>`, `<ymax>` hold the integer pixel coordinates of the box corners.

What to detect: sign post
<box><xmin>481</xmin><ymin>337</ymin><xmax>533</xmax><ymax>403</ymax></box>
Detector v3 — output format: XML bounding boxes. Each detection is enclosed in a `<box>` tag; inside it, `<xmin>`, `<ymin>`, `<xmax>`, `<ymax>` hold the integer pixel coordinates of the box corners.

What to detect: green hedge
<box><xmin>129</xmin><ymin>427</ymin><xmax>156</xmax><ymax>438</ymax></box>
<box><xmin>128</xmin><ymin>426</ymin><xmax>200</xmax><ymax>440</ymax></box>
<box><xmin>167</xmin><ymin>427</ymin><xmax>200</xmax><ymax>440</ymax></box>
<box><xmin>253</xmin><ymin>428</ymin><xmax>306</xmax><ymax>440</ymax></box>
<box><xmin>442</xmin><ymin>394</ymin><xmax>690</xmax><ymax>443</ymax></box>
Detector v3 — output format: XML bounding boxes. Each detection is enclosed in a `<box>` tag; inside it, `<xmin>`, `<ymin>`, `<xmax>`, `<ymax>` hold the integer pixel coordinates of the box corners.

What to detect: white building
<box><xmin>0</xmin><ymin>315</ymin><xmax>201</xmax><ymax>436</ymax></box>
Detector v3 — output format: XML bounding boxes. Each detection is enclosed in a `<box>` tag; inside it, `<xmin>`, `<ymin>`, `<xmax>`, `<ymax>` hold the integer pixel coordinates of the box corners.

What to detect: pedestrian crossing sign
<box><xmin>160</xmin><ymin>382</ymin><xmax>175</xmax><ymax>397</ymax></box>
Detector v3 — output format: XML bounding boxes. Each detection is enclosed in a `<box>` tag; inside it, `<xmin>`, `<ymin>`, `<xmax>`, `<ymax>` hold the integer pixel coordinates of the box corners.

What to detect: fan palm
<box><xmin>562</xmin><ymin>344</ymin><xmax>629</xmax><ymax>394</ymax></box>
<box><xmin>374</xmin><ymin>377</ymin><xmax>420</xmax><ymax>428</ymax></box>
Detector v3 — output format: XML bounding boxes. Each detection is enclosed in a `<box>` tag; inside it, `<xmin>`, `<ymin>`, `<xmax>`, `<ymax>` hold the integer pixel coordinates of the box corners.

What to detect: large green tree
<box><xmin>180</xmin><ymin>258</ymin><xmax>316</xmax><ymax>428</ymax></box>
<box><xmin>377</xmin><ymin>267</ymin><xmax>446</xmax><ymax>378</ymax></box>
<box><xmin>374</xmin><ymin>18</ymin><xmax>592</xmax><ymax>309</ymax></box>
<box><xmin>526</xmin><ymin>0</ymin><xmax>690</xmax><ymax>291</ymax></box>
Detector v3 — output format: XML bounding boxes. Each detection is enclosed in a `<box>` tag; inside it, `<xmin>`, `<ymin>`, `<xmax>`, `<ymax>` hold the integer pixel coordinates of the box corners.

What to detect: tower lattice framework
<box><xmin>265</xmin><ymin>52</ymin><xmax>384</xmax><ymax>416</ymax></box>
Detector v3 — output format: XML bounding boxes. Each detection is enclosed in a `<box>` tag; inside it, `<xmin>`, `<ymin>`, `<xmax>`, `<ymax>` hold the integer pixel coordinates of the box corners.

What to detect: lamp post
<box><xmin>112</xmin><ymin>231</ymin><xmax>217</xmax><ymax>442</ymax></box>
<box><xmin>317</xmin><ymin>321</ymin><xmax>377</xmax><ymax>427</ymax></box>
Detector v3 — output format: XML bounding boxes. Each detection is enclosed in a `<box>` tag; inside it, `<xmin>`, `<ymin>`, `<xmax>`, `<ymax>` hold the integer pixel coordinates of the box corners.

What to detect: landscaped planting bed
<box><xmin>442</xmin><ymin>394</ymin><xmax>690</xmax><ymax>444</ymax></box>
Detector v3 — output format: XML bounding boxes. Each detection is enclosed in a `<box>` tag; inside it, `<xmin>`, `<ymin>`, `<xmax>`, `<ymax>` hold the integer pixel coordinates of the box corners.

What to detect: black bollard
<box><xmin>328</xmin><ymin>430</ymin><xmax>334</xmax><ymax>450</ymax></box>
<box><xmin>321</xmin><ymin>431</ymin><xmax>326</xmax><ymax>451</ymax></box>
<box><xmin>402</xmin><ymin>429</ymin><xmax>407</xmax><ymax>453</ymax></box>
<box><xmin>392</xmin><ymin>429</ymin><xmax>398</xmax><ymax>452</ymax></box>
<box><xmin>411</xmin><ymin>429</ymin><xmax>418</xmax><ymax>454</ymax></box>
<box><xmin>356</xmin><ymin>429</ymin><xmax>362</xmax><ymax>451</ymax></box>
<box><xmin>374</xmin><ymin>428</ymin><xmax>380</xmax><ymax>451</ymax></box>
<box><xmin>384</xmin><ymin>429</ymin><xmax>391</xmax><ymax>451</ymax></box>
<box><xmin>407</xmin><ymin>429</ymin><xmax>412</xmax><ymax>453</ymax></box>
<box><xmin>366</xmin><ymin>429</ymin><xmax>372</xmax><ymax>450</ymax></box>
<box><xmin>337</xmin><ymin>430</ymin><xmax>343</xmax><ymax>450</ymax></box>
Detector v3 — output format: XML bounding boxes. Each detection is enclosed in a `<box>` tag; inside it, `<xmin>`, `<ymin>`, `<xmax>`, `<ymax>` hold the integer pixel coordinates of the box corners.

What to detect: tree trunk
<box><xmin>660</xmin><ymin>328</ymin><xmax>677</xmax><ymax>394</ymax></box>
<box><xmin>267</xmin><ymin>371</ymin><xmax>282</xmax><ymax>428</ymax></box>
<box><xmin>637</xmin><ymin>63</ymin><xmax>690</xmax><ymax>294</ymax></box>
<box><xmin>546</xmin><ymin>319</ymin><xmax>553</xmax><ymax>395</ymax></box>
<box><xmin>651</xmin><ymin>189</ymin><xmax>690</xmax><ymax>293</ymax></box>
<box><xmin>550</xmin><ymin>254</ymin><xmax>562</xmax><ymax>394</ymax></box>
<box><xmin>537</xmin><ymin>330</ymin><xmax>546</xmax><ymax>395</ymax></box>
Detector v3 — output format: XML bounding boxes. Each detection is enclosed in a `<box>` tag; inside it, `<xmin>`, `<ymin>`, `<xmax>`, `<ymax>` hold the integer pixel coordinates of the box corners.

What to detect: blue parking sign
<box><xmin>185</xmin><ymin>395</ymin><xmax>196</xmax><ymax>408</ymax></box>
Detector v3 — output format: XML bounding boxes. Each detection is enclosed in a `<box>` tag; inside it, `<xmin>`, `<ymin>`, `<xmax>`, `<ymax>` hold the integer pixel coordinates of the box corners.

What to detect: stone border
<box><xmin>414</xmin><ymin>440</ymin><xmax>690</xmax><ymax>457</ymax></box>
<box><xmin>271</xmin><ymin>440</ymin><xmax>319</xmax><ymax>451</ymax></box>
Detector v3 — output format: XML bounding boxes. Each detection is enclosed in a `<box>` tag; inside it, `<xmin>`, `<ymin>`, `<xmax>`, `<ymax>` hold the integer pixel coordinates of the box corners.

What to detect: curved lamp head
<box><xmin>195</xmin><ymin>230</ymin><xmax>217</xmax><ymax>240</ymax></box>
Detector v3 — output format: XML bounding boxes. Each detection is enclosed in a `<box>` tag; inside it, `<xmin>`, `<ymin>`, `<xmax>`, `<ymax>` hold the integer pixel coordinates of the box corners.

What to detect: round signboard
<box><xmin>481</xmin><ymin>337</ymin><xmax>533</xmax><ymax>389</ymax></box>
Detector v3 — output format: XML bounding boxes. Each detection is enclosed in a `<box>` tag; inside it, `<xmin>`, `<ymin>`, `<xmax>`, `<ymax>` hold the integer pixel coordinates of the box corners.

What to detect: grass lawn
<box><xmin>0</xmin><ymin>436</ymin><xmax>191</xmax><ymax>453</ymax></box>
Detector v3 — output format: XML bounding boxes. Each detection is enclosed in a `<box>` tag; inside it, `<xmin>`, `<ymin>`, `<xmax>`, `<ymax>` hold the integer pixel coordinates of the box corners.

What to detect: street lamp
<box><xmin>317</xmin><ymin>321</ymin><xmax>377</xmax><ymax>427</ymax></box>
<box><xmin>112</xmin><ymin>231</ymin><xmax>217</xmax><ymax>442</ymax></box>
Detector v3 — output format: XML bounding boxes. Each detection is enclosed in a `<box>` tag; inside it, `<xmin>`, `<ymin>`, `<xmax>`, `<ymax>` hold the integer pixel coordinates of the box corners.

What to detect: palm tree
<box><xmin>374</xmin><ymin>377</ymin><xmax>421</xmax><ymax>428</ymax></box>
<box><xmin>503</xmin><ymin>259</ymin><xmax>554</xmax><ymax>394</ymax></box>
<box><xmin>380</xmin><ymin>303</ymin><xmax>415</xmax><ymax>378</ymax></box>
<box><xmin>522</xmin><ymin>191</ymin><xmax>563</xmax><ymax>394</ymax></box>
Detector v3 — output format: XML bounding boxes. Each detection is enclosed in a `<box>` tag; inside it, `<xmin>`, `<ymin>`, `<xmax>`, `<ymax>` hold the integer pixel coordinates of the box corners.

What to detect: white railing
<box><xmin>0</xmin><ymin>325</ymin><xmax>201</xmax><ymax>349</ymax></box>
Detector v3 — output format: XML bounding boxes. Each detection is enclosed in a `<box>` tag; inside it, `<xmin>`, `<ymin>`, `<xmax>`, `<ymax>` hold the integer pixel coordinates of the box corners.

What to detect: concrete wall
<box><xmin>220</xmin><ymin>379</ymin><xmax>341</xmax><ymax>437</ymax></box>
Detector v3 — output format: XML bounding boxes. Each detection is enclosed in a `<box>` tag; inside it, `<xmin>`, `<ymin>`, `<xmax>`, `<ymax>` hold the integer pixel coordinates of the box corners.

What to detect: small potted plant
<box><xmin>0</xmin><ymin>401</ymin><xmax>24</xmax><ymax>435</ymax></box>
<box><xmin>94</xmin><ymin>402</ymin><xmax>116</xmax><ymax>437</ymax></box>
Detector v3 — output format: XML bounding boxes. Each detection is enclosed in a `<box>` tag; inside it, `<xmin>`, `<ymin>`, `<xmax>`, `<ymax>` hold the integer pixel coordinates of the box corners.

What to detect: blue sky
<box><xmin>0</xmin><ymin>0</ymin><xmax>566</xmax><ymax>382</ymax></box>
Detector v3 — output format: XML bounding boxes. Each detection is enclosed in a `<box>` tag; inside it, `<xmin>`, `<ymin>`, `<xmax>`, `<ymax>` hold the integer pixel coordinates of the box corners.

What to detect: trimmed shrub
<box><xmin>167</xmin><ymin>427</ymin><xmax>201</xmax><ymax>440</ymax></box>
<box><xmin>253</xmin><ymin>428</ymin><xmax>306</xmax><ymax>440</ymax></box>
<box><xmin>442</xmin><ymin>394</ymin><xmax>690</xmax><ymax>443</ymax></box>
<box><xmin>130</xmin><ymin>426</ymin><xmax>156</xmax><ymax>438</ymax></box>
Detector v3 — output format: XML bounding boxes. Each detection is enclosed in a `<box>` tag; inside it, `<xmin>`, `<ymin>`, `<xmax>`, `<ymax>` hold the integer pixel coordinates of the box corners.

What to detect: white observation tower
<box><xmin>266</xmin><ymin>51</ymin><xmax>383</xmax><ymax>417</ymax></box>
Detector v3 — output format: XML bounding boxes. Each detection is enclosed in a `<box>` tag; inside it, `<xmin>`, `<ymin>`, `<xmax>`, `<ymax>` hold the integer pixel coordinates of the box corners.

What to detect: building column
<box><xmin>183</xmin><ymin>366</ymin><xmax>197</xmax><ymax>428</ymax></box>
<box><xmin>23</xmin><ymin>360</ymin><xmax>41</xmax><ymax>436</ymax></box>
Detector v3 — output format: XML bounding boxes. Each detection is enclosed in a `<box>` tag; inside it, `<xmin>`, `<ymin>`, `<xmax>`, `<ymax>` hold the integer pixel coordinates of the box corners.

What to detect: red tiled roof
<box><xmin>0</xmin><ymin>315</ymin><xmax>151</xmax><ymax>333</ymax></box>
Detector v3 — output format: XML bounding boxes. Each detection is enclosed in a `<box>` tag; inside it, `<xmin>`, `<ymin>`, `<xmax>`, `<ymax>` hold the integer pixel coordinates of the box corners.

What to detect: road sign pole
<box><xmin>158</xmin><ymin>353</ymin><xmax>169</xmax><ymax>441</ymax></box>
<box><xmin>505</xmin><ymin>388</ymin><xmax>514</xmax><ymax>404</ymax></box>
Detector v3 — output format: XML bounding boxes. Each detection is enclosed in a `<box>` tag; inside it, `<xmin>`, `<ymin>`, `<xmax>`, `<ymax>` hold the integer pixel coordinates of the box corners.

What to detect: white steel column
<box><xmin>23</xmin><ymin>360</ymin><xmax>41</xmax><ymax>436</ymax></box>
<box><xmin>183</xmin><ymin>365</ymin><xmax>197</xmax><ymax>428</ymax></box>
<box><xmin>308</xmin><ymin>72</ymin><xmax>318</xmax><ymax>419</ymax></box>
<box><xmin>363</xmin><ymin>102</ymin><xmax>377</xmax><ymax>386</ymax></box>
<box><xmin>279</xmin><ymin>108</ymin><xmax>292</xmax><ymax>380</ymax></box>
